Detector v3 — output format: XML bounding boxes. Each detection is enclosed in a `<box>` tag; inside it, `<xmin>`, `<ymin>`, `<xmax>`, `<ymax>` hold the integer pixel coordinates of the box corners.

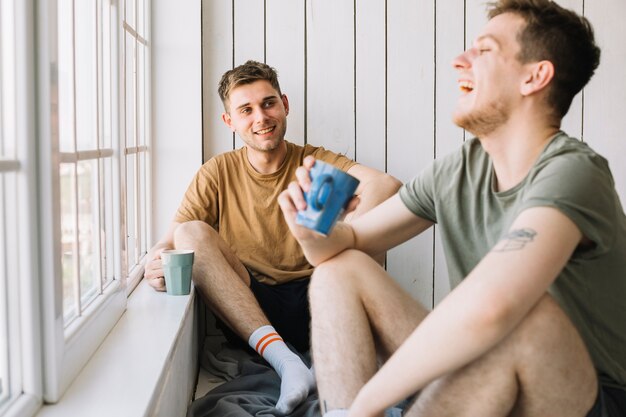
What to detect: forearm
<box><xmin>345</xmin><ymin>174</ymin><xmax>401</xmax><ymax>223</ymax></box>
<box><xmin>299</xmin><ymin>221</ymin><xmax>356</xmax><ymax>266</ymax></box>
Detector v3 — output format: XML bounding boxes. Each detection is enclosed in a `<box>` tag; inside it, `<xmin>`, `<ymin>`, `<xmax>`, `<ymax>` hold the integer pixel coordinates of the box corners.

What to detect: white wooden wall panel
<box><xmin>434</xmin><ymin>0</ymin><xmax>465</xmax><ymax>305</ymax></box>
<box><xmin>234</xmin><ymin>0</ymin><xmax>265</xmax><ymax>66</ymax></box>
<box><xmin>355</xmin><ymin>0</ymin><xmax>386</xmax><ymax>173</ymax></box>
<box><xmin>233</xmin><ymin>0</ymin><xmax>266</xmax><ymax>149</ymax></box>
<box><xmin>266</xmin><ymin>0</ymin><xmax>306</xmax><ymax>145</ymax></box>
<box><xmin>385</xmin><ymin>0</ymin><xmax>435</xmax><ymax>307</ymax></box>
<box><xmin>465</xmin><ymin>0</ymin><xmax>488</xmax><ymax>54</ymax></box>
<box><xmin>306</xmin><ymin>0</ymin><xmax>355</xmax><ymax>158</ymax></box>
<box><xmin>585</xmin><ymin>1</ymin><xmax>626</xmax><ymax>201</ymax></box>
<box><xmin>558</xmin><ymin>0</ymin><xmax>583</xmax><ymax>139</ymax></box>
<box><xmin>201</xmin><ymin>0</ymin><xmax>626</xmax><ymax>310</ymax></box>
<box><xmin>202</xmin><ymin>0</ymin><xmax>233</xmax><ymax>158</ymax></box>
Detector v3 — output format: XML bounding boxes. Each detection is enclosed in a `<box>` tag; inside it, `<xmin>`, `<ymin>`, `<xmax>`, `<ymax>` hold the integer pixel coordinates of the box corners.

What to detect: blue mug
<box><xmin>295</xmin><ymin>160</ymin><xmax>360</xmax><ymax>235</ymax></box>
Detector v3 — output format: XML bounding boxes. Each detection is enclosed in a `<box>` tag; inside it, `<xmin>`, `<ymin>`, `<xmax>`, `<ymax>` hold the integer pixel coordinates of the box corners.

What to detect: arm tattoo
<box><xmin>493</xmin><ymin>228</ymin><xmax>537</xmax><ymax>252</ymax></box>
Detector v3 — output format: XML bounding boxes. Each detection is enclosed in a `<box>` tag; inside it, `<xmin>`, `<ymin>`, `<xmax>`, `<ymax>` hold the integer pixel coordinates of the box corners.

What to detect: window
<box><xmin>0</xmin><ymin>0</ymin><xmax>41</xmax><ymax>415</ymax></box>
<box><xmin>0</xmin><ymin>0</ymin><xmax>152</xmax><ymax>413</ymax></box>
<box><xmin>37</xmin><ymin>0</ymin><xmax>152</xmax><ymax>403</ymax></box>
<box><xmin>122</xmin><ymin>0</ymin><xmax>150</xmax><ymax>290</ymax></box>
<box><xmin>57</xmin><ymin>0</ymin><xmax>118</xmax><ymax>327</ymax></box>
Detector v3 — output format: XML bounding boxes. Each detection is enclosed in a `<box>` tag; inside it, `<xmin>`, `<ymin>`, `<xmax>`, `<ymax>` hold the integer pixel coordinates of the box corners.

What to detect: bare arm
<box><xmin>278</xmin><ymin>187</ymin><xmax>433</xmax><ymax>266</ymax></box>
<box><xmin>343</xmin><ymin>163</ymin><xmax>402</xmax><ymax>222</ymax></box>
<box><xmin>143</xmin><ymin>221</ymin><xmax>180</xmax><ymax>291</ymax></box>
<box><xmin>347</xmin><ymin>206</ymin><xmax>583</xmax><ymax>417</ymax></box>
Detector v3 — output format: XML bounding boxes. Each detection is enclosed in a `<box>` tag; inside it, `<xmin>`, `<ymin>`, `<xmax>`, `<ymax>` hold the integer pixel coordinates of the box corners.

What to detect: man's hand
<box><xmin>278</xmin><ymin>156</ymin><xmax>328</xmax><ymax>243</ymax></box>
<box><xmin>144</xmin><ymin>246</ymin><xmax>170</xmax><ymax>291</ymax></box>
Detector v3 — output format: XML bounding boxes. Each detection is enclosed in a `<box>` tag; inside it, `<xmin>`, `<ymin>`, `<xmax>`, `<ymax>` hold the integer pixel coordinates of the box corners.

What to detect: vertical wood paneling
<box><xmin>201</xmin><ymin>0</ymin><xmax>626</xmax><ymax>309</ymax></box>
<box><xmin>202</xmin><ymin>0</ymin><xmax>233</xmax><ymax>159</ymax></box>
<box><xmin>433</xmin><ymin>0</ymin><xmax>465</xmax><ymax>305</ymax></box>
<box><xmin>266</xmin><ymin>0</ymin><xmax>306</xmax><ymax>146</ymax></box>
<box><xmin>465</xmin><ymin>0</ymin><xmax>488</xmax><ymax>53</ymax></box>
<box><xmin>306</xmin><ymin>0</ymin><xmax>355</xmax><ymax>157</ymax></box>
<box><xmin>355</xmin><ymin>0</ymin><xmax>386</xmax><ymax>172</ymax></box>
<box><xmin>233</xmin><ymin>0</ymin><xmax>265</xmax><ymax>149</ymax></box>
<box><xmin>386</xmin><ymin>0</ymin><xmax>435</xmax><ymax>307</ymax></box>
<box><xmin>584</xmin><ymin>1</ymin><xmax>626</xmax><ymax>203</ymax></box>
<box><xmin>233</xmin><ymin>0</ymin><xmax>265</xmax><ymax>66</ymax></box>
<box><xmin>558</xmin><ymin>0</ymin><xmax>583</xmax><ymax>139</ymax></box>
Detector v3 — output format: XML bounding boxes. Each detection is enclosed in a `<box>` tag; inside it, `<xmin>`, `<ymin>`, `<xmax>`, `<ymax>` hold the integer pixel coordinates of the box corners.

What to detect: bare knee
<box><xmin>312</xmin><ymin>249</ymin><xmax>374</xmax><ymax>282</ymax></box>
<box><xmin>310</xmin><ymin>250</ymin><xmax>378</xmax><ymax>304</ymax></box>
<box><xmin>174</xmin><ymin>220</ymin><xmax>218</xmax><ymax>248</ymax></box>
<box><xmin>511</xmin><ymin>294</ymin><xmax>591</xmax><ymax>359</ymax></box>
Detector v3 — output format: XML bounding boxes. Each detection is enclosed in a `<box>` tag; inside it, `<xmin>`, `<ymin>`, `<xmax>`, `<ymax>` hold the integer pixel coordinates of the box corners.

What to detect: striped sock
<box><xmin>248</xmin><ymin>325</ymin><xmax>315</xmax><ymax>414</ymax></box>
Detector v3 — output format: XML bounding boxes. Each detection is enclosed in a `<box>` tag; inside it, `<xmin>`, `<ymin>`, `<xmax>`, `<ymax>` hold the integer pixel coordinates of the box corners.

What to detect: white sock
<box><xmin>323</xmin><ymin>410</ymin><xmax>349</xmax><ymax>417</ymax></box>
<box><xmin>248</xmin><ymin>325</ymin><xmax>315</xmax><ymax>414</ymax></box>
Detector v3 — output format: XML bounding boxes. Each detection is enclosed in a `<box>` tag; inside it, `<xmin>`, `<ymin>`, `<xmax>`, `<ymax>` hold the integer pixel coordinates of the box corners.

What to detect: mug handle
<box><xmin>308</xmin><ymin>174</ymin><xmax>334</xmax><ymax>211</ymax></box>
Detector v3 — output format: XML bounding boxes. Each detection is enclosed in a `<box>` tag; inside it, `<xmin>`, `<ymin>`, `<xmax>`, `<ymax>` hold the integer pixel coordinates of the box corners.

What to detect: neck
<box><xmin>479</xmin><ymin>116</ymin><xmax>560</xmax><ymax>192</ymax></box>
<box><xmin>246</xmin><ymin>140</ymin><xmax>288</xmax><ymax>174</ymax></box>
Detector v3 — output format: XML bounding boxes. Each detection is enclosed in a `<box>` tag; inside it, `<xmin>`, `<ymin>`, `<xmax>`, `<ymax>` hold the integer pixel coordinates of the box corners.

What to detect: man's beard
<box><xmin>453</xmin><ymin>101</ymin><xmax>509</xmax><ymax>137</ymax></box>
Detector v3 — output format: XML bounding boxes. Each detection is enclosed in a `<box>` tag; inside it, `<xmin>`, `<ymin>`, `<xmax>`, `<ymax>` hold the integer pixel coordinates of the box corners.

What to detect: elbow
<box><xmin>465</xmin><ymin>294</ymin><xmax>519</xmax><ymax>341</ymax></box>
<box><xmin>377</xmin><ymin>173</ymin><xmax>403</xmax><ymax>197</ymax></box>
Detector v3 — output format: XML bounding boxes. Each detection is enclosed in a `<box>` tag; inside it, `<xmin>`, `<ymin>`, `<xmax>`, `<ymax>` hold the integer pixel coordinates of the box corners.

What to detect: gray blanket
<box><xmin>188</xmin><ymin>335</ymin><xmax>404</xmax><ymax>417</ymax></box>
<box><xmin>187</xmin><ymin>357</ymin><xmax>321</xmax><ymax>417</ymax></box>
<box><xmin>187</xmin><ymin>341</ymin><xmax>320</xmax><ymax>417</ymax></box>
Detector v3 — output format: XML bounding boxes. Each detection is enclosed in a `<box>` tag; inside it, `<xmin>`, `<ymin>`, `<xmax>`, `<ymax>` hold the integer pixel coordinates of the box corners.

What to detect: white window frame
<box><xmin>37</xmin><ymin>0</ymin><xmax>130</xmax><ymax>403</ymax></box>
<box><xmin>121</xmin><ymin>0</ymin><xmax>151</xmax><ymax>293</ymax></box>
<box><xmin>0</xmin><ymin>0</ymin><xmax>153</xmax><ymax>411</ymax></box>
<box><xmin>0</xmin><ymin>1</ymin><xmax>42</xmax><ymax>416</ymax></box>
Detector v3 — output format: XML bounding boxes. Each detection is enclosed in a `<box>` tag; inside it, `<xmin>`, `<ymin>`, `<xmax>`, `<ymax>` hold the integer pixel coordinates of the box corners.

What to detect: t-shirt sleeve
<box><xmin>518</xmin><ymin>152</ymin><xmax>618</xmax><ymax>256</ymax></box>
<box><xmin>174</xmin><ymin>159</ymin><xmax>220</xmax><ymax>226</ymax></box>
<box><xmin>310</xmin><ymin>146</ymin><xmax>358</xmax><ymax>172</ymax></box>
<box><xmin>399</xmin><ymin>159</ymin><xmax>438</xmax><ymax>223</ymax></box>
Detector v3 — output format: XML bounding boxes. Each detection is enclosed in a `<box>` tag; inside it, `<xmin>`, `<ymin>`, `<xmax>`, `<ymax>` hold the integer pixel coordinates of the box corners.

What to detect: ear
<box><xmin>521</xmin><ymin>60</ymin><xmax>554</xmax><ymax>96</ymax></box>
<box><xmin>281</xmin><ymin>94</ymin><xmax>290</xmax><ymax>116</ymax></box>
<box><xmin>221</xmin><ymin>112</ymin><xmax>235</xmax><ymax>132</ymax></box>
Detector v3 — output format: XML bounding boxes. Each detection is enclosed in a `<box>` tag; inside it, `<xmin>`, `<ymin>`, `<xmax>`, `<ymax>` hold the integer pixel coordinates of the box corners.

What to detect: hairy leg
<box><xmin>309</xmin><ymin>249</ymin><xmax>429</xmax><ymax>414</ymax></box>
<box><xmin>174</xmin><ymin>220</ymin><xmax>268</xmax><ymax>339</ymax></box>
<box><xmin>405</xmin><ymin>294</ymin><xmax>597</xmax><ymax>417</ymax></box>
<box><xmin>175</xmin><ymin>221</ymin><xmax>314</xmax><ymax>414</ymax></box>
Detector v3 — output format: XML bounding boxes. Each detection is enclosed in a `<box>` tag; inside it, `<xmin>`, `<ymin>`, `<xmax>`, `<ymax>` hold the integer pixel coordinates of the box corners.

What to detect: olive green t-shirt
<box><xmin>174</xmin><ymin>140</ymin><xmax>356</xmax><ymax>285</ymax></box>
<box><xmin>399</xmin><ymin>132</ymin><xmax>626</xmax><ymax>390</ymax></box>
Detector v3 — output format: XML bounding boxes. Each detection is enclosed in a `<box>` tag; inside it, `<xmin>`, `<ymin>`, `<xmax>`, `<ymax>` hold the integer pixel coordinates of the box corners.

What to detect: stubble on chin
<box><xmin>453</xmin><ymin>102</ymin><xmax>508</xmax><ymax>138</ymax></box>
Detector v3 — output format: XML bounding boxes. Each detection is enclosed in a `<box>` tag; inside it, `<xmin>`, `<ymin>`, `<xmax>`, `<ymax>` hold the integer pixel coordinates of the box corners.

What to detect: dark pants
<box><xmin>586</xmin><ymin>384</ymin><xmax>626</xmax><ymax>417</ymax></box>
<box><xmin>217</xmin><ymin>272</ymin><xmax>311</xmax><ymax>353</ymax></box>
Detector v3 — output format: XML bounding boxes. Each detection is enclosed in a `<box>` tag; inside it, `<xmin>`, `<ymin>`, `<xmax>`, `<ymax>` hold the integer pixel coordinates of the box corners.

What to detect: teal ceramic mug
<box><xmin>161</xmin><ymin>249</ymin><xmax>194</xmax><ymax>295</ymax></box>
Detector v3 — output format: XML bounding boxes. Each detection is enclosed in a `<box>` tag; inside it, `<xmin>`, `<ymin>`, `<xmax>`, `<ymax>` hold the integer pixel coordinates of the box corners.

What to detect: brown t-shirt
<box><xmin>174</xmin><ymin>141</ymin><xmax>357</xmax><ymax>284</ymax></box>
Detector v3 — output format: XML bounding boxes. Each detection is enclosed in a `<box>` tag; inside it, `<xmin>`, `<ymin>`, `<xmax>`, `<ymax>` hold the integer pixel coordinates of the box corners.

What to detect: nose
<box><xmin>253</xmin><ymin>107</ymin><xmax>269</xmax><ymax>123</ymax></box>
<box><xmin>452</xmin><ymin>49</ymin><xmax>474</xmax><ymax>70</ymax></box>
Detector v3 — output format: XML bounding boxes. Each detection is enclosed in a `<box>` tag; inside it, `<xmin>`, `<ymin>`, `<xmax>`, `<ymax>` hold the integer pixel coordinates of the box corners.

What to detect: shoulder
<box><xmin>531</xmin><ymin>133</ymin><xmax>613</xmax><ymax>186</ymax></box>
<box><xmin>201</xmin><ymin>147</ymin><xmax>246</xmax><ymax>171</ymax></box>
<box><xmin>298</xmin><ymin>142</ymin><xmax>357</xmax><ymax>171</ymax></box>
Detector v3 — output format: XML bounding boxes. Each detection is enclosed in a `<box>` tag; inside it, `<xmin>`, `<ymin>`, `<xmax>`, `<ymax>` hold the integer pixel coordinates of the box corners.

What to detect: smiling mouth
<box><xmin>459</xmin><ymin>80</ymin><xmax>474</xmax><ymax>93</ymax></box>
<box><xmin>255</xmin><ymin>126</ymin><xmax>275</xmax><ymax>135</ymax></box>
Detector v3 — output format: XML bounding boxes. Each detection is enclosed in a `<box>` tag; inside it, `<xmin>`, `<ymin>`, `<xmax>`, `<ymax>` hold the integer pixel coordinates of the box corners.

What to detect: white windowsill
<box><xmin>36</xmin><ymin>279</ymin><xmax>195</xmax><ymax>417</ymax></box>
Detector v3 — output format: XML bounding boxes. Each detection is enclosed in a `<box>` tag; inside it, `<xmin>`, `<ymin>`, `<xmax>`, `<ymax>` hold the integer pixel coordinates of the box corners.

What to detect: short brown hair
<box><xmin>218</xmin><ymin>60</ymin><xmax>282</xmax><ymax>110</ymax></box>
<box><xmin>488</xmin><ymin>0</ymin><xmax>601</xmax><ymax>119</ymax></box>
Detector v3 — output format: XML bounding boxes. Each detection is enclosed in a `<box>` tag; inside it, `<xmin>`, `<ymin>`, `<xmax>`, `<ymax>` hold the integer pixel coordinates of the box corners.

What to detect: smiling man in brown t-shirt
<box><xmin>143</xmin><ymin>60</ymin><xmax>401</xmax><ymax>414</ymax></box>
